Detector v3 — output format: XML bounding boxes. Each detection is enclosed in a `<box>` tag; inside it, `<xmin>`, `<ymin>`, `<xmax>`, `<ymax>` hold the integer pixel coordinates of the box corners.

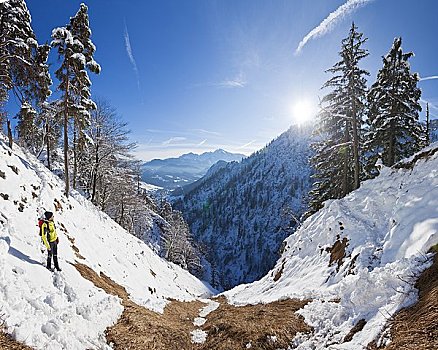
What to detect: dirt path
<box><xmin>198</xmin><ymin>296</ymin><xmax>311</xmax><ymax>350</ymax></box>
<box><xmin>74</xmin><ymin>263</ymin><xmax>312</xmax><ymax>350</ymax></box>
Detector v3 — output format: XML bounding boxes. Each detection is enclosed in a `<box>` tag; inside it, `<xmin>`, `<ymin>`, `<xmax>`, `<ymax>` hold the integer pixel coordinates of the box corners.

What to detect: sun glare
<box><xmin>292</xmin><ymin>100</ymin><xmax>315</xmax><ymax>124</ymax></box>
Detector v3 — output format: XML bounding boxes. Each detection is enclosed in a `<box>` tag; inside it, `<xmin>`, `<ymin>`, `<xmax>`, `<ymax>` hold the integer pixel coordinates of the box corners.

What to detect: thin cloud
<box><xmin>162</xmin><ymin>137</ymin><xmax>187</xmax><ymax>145</ymax></box>
<box><xmin>218</xmin><ymin>72</ymin><xmax>247</xmax><ymax>88</ymax></box>
<box><xmin>237</xmin><ymin>140</ymin><xmax>256</xmax><ymax>149</ymax></box>
<box><xmin>192</xmin><ymin>128</ymin><xmax>222</xmax><ymax>136</ymax></box>
<box><xmin>419</xmin><ymin>75</ymin><xmax>438</xmax><ymax>82</ymax></box>
<box><xmin>191</xmin><ymin>72</ymin><xmax>247</xmax><ymax>89</ymax></box>
<box><xmin>295</xmin><ymin>0</ymin><xmax>374</xmax><ymax>55</ymax></box>
<box><xmin>124</xmin><ymin>21</ymin><xmax>141</xmax><ymax>92</ymax></box>
<box><xmin>218</xmin><ymin>80</ymin><xmax>246</xmax><ymax>88</ymax></box>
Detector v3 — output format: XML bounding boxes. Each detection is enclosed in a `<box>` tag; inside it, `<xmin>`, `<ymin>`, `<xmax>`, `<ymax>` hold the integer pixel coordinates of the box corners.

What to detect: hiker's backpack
<box><xmin>38</xmin><ymin>219</ymin><xmax>46</xmax><ymax>236</ymax></box>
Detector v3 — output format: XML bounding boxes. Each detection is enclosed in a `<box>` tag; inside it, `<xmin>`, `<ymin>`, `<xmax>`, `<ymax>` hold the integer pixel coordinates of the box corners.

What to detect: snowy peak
<box><xmin>226</xmin><ymin>143</ymin><xmax>438</xmax><ymax>349</ymax></box>
<box><xmin>141</xmin><ymin>149</ymin><xmax>245</xmax><ymax>190</ymax></box>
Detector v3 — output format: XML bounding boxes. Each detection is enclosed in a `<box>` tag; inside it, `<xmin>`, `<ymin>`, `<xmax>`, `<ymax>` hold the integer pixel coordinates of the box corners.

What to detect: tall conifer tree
<box><xmin>366</xmin><ymin>37</ymin><xmax>422</xmax><ymax>168</ymax></box>
<box><xmin>0</xmin><ymin>0</ymin><xmax>51</xmax><ymax>140</ymax></box>
<box><xmin>308</xmin><ymin>23</ymin><xmax>369</xmax><ymax>215</ymax></box>
<box><xmin>51</xmin><ymin>3</ymin><xmax>100</xmax><ymax>196</ymax></box>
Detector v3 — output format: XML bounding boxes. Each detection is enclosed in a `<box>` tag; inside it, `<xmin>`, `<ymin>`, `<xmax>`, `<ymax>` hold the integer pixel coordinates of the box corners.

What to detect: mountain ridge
<box><xmin>141</xmin><ymin>149</ymin><xmax>245</xmax><ymax>190</ymax></box>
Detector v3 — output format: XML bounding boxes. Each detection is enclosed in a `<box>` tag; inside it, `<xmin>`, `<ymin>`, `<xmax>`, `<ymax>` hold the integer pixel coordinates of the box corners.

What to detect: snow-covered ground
<box><xmin>190</xmin><ymin>298</ymin><xmax>220</xmax><ymax>344</ymax></box>
<box><xmin>225</xmin><ymin>143</ymin><xmax>438</xmax><ymax>349</ymax></box>
<box><xmin>139</xmin><ymin>180</ymin><xmax>163</xmax><ymax>192</ymax></box>
<box><xmin>0</xmin><ymin>136</ymin><xmax>214</xmax><ymax>349</ymax></box>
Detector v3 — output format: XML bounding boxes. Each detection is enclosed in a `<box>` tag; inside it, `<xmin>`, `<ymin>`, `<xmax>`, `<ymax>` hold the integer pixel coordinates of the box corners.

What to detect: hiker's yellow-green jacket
<box><xmin>41</xmin><ymin>221</ymin><xmax>58</xmax><ymax>249</ymax></box>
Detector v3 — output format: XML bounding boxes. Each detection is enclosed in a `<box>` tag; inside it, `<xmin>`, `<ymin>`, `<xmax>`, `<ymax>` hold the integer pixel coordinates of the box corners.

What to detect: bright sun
<box><xmin>292</xmin><ymin>100</ymin><xmax>315</xmax><ymax>124</ymax></box>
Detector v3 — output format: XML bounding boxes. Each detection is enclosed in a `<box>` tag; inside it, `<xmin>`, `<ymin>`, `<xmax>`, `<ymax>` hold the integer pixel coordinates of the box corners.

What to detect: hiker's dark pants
<box><xmin>47</xmin><ymin>241</ymin><xmax>60</xmax><ymax>270</ymax></box>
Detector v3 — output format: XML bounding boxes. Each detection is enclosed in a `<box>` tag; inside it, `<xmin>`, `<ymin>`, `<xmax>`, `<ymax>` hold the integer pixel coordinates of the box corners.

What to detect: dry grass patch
<box><xmin>0</xmin><ymin>331</ymin><xmax>33</xmax><ymax>350</ymax></box>
<box><xmin>368</xmin><ymin>253</ymin><xmax>438</xmax><ymax>350</ymax></box>
<box><xmin>108</xmin><ymin>298</ymin><xmax>204</xmax><ymax>350</ymax></box>
<box><xmin>74</xmin><ymin>263</ymin><xmax>312</xmax><ymax>349</ymax></box>
<box><xmin>74</xmin><ymin>262</ymin><xmax>205</xmax><ymax>350</ymax></box>
<box><xmin>199</xmin><ymin>296</ymin><xmax>311</xmax><ymax>350</ymax></box>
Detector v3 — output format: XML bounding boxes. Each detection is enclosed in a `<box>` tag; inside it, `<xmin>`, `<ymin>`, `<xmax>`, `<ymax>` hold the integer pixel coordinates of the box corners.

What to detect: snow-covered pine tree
<box><xmin>69</xmin><ymin>4</ymin><xmax>100</xmax><ymax>191</ymax></box>
<box><xmin>308</xmin><ymin>23</ymin><xmax>369</xmax><ymax>215</ymax></box>
<box><xmin>0</xmin><ymin>0</ymin><xmax>51</xmax><ymax>142</ymax></box>
<box><xmin>38</xmin><ymin>101</ymin><xmax>62</xmax><ymax>170</ymax></box>
<box><xmin>366</xmin><ymin>37</ymin><xmax>423</xmax><ymax>169</ymax></box>
<box><xmin>51</xmin><ymin>3</ymin><xmax>100</xmax><ymax>196</ymax></box>
<box><xmin>16</xmin><ymin>43</ymin><xmax>52</xmax><ymax>153</ymax></box>
<box><xmin>16</xmin><ymin>101</ymin><xmax>38</xmax><ymax>150</ymax></box>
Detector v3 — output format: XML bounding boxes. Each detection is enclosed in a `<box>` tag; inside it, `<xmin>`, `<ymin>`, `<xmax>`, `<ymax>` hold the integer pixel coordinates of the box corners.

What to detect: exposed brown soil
<box><xmin>273</xmin><ymin>259</ymin><xmax>286</xmax><ymax>282</ymax></box>
<box><xmin>199</xmin><ymin>296</ymin><xmax>312</xmax><ymax>350</ymax></box>
<box><xmin>74</xmin><ymin>263</ymin><xmax>311</xmax><ymax>350</ymax></box>
<box><xmin>327</xmin><ymin>236</ymin><xmax>349</xmax><ymax>271</ymax></box>
<box><xmin>0</xmin><ymin>331</ymin><xmax>32</xmax><ymax>350</ymax></box>
<box><xmin>368</xmin><ymin>253</ymin><xmax>438</xmax><ymax>350</ymax></box>
<box><xmin>344</xmin><ymin>318</ymin><xmax>366</xmax><ymax>343</ymax></box>
<box><xmin>74</xmin><ymin>262</ymin><xmax>206</xmax><ymax>349</ymax></box>
<box><xmin>64</xmin><ymin>231</ymin><xmax>85</xmax><ymax>260</ymax></box>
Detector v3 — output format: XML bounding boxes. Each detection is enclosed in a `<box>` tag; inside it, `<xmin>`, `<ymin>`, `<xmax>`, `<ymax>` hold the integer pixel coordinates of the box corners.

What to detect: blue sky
<box><xmin>23</xmin><ymin>0</ymin><xmax>438</xmax><ymax>160</ymax></box>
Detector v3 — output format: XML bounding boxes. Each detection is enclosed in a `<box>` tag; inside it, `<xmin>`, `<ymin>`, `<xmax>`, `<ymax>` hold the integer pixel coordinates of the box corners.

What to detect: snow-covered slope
<box><xmin>225</xmin><ymin>143</ymin><xmax>438</xmax><ymax>349</ymax></box>
<box><xmin>0</xmin><ymin>136</ymin><xmax>213</xmax><ymax>349</ymax></box>
<box><xmin>174</xmin><ymin>125</ymin><xmax>313</xmax><ymax>289</ymax></box>
<box><xmin>141</xmin><ymin>149</ymin><xmax>244</xmax><ymax>190</ymax></box>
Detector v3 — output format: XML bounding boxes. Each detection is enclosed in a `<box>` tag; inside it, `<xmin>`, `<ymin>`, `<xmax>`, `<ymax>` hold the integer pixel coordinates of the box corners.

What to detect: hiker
<box><xmin>41</xmin><ymin>211</ymin><xmax>61</xmax><ymax>271</ymax></box>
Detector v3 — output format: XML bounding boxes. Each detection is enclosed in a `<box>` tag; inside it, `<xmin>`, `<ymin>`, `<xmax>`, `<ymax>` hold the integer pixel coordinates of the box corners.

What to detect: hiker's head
<box><xmin>44</xmin><ymin>211</ymin><xmax>54</xmax><ymax>221</ymax></box>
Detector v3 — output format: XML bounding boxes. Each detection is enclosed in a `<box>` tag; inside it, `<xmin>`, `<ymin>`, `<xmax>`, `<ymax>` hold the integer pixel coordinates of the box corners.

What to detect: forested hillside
<box><xmin>174</xmin><ymin>125</ymin><xmax>313</xmax><ymax>289</ymax></box>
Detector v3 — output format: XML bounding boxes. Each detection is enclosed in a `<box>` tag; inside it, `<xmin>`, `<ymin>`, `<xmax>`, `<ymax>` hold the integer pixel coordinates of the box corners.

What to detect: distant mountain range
<box><xmin>141</xmin><ymin>149</ymin><xmax>245</xmax><ymax>190</ymax></box>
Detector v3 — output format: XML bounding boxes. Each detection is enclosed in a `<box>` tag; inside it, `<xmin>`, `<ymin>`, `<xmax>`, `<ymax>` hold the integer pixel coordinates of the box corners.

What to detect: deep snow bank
<box><xmin>225</xmin><ymin>143</ymin><xmax>438</xmax><ymax>349</ymax></box>
<box><xmin>0</xmin><ymin>137</ymin><xmax>213</xmax><ymax>349</ymax></box>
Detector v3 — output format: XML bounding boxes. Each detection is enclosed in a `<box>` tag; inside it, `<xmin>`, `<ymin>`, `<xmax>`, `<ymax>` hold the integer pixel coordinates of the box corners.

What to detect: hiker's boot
<box><xmin>54</xmin><ymin>255</ymin><xmax>61</xmax><ymax>271</ymax></box>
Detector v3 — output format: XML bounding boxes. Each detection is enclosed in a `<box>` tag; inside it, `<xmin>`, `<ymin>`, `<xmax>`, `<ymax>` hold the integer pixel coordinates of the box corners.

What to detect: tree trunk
<box><xmin>119</xmin><ymin>199</ymin><xmax>124</xmax><ymax>225</ymax></box>
<box><xmin>348</xmin><ymin>30</ymin><xmax>360</xmax><ymax>191</ymax></box>
<box><xmin>342</xmin><ymin>122</ymin><xmax>350</xmax><ymax>197</ymax></box>
<box><xmin>63</xmin><ymin>66</ymin><xmax>70</xmax><ymax>197</ymax></box>
<box><xmin>426</xmin><ymin>103</ymin><xmax>430</xmax><ymax>146</ymax></box>
<box><xmin>6</xmin><ymin>118</ymin><xmax>13</xmax><ymax>149</ymax></box>
<box><xmin>351</xmin><ymin>102</ymin><xmax>360</xmax><ymax>190</ymax></box>
<box><xmin>91</xmin><ymin>127</ymin><xmax>100</xmax><ymax>203</ymax></box>
<box><xmin>72</xmin><ymin>127</ymin><xmax>77</xmax><ymax>190</ymax></box>
<box><xmin>100</xmin><ymin>182</ymin><xmax>107</xmax><ymax>211</ymax></box>
<box><xmin>388</xmin><ymin>118</ymin><xmax>396</xmax><ymax>166</ymax></box>
<box><xmin>46</xmin><ymin>121</ymin><xmax>51</xmax><ymax>170</ymax></box>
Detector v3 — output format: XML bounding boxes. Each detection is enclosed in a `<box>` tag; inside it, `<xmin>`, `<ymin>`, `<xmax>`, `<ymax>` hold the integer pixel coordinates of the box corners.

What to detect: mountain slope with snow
<box><xmin>225</xmin><ymin>143</ymin><xmax>438</xmax><ymax>349</ymax></box>
<box><xmin>0</xmin><ymin>137</ymin><xmax>213</xmax><ymax>350</ymax></box>
<box><xmin>141</xmin><ymin>149</ymin><xmax>244</xmax><ymax>190</ymax></box>
<box><xmin>174</xmin><ymin>125</ymin><xmax>313</xmax><ymax>289</ymax></box>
